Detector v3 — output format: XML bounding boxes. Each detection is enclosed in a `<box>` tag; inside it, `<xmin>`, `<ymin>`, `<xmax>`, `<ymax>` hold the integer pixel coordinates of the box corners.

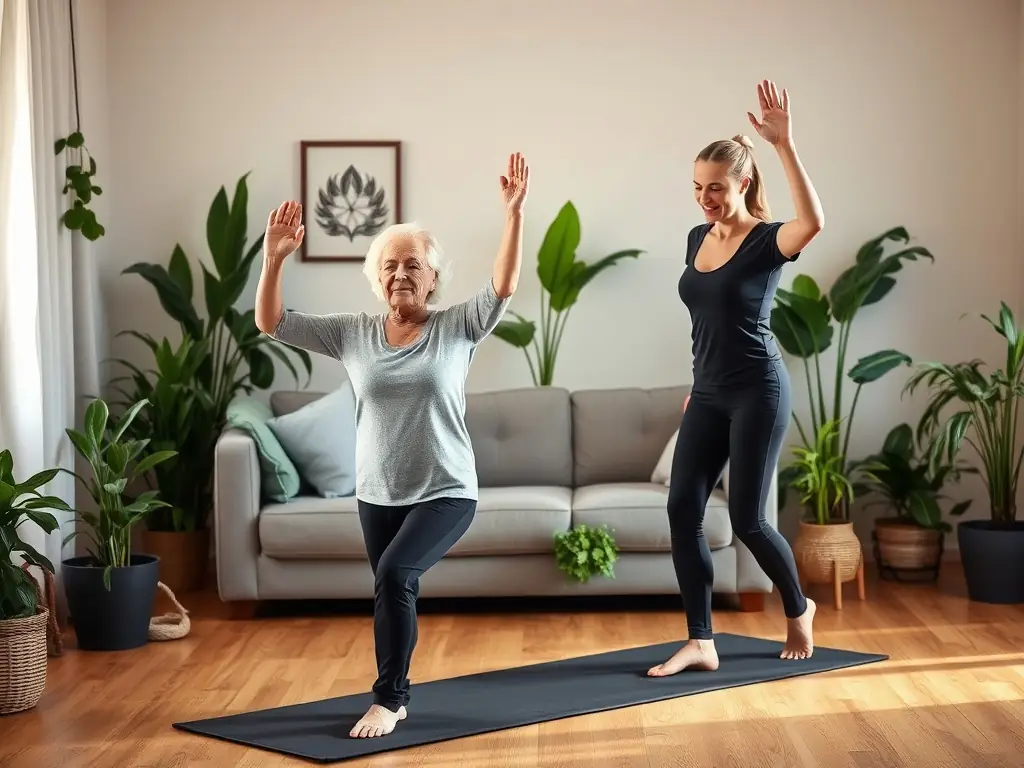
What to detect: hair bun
<box><xmin>733</xmin><ymin>134</ymin><xmax>754</xmax><ymax>150</ymax></box>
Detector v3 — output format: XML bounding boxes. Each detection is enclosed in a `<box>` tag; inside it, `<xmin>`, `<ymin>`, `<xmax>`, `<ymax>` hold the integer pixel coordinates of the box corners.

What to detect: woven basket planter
<box><xmin>0</xmin><ymin>607</ymin><xmax>49</xmax><ymax>715</ymax></box>
<box><xmin>793</xmin><ymin>520</ymin><xmax>862</xmax><ymax>584</ymax></box>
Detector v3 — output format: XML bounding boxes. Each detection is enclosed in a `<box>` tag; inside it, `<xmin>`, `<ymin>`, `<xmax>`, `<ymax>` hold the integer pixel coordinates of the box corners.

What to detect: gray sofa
<box><xmin>213</xmin><ymin>384</ymin><xmax>776</xmax><ymax>611</ymax></box>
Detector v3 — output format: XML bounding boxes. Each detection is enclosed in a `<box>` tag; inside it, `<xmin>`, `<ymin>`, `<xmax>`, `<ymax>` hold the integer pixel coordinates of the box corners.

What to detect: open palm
<box><xmin>265</xmin><ymin>200</ymin><xmax>305</xmax><ymax>262</ymax></box>
<box><xmin>500</xmin><ymin>152</ymin><xmax>530</xmax><ymax>215</ymax></box>
<box><xmin>747</xmin><ymin>79</ymin><xmax>792</xmax><ymax>147</ymax></box>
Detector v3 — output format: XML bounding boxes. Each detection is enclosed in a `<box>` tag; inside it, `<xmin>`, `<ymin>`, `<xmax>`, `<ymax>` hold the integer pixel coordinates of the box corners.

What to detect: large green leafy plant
<box><xmin>112</xmin><ymin>174</ymin><xmax>311</xmax><ymax>532</ymax></box>
<box><xmin>492</xmin><ymin>201</ymin><xmax>644</xmax><ymax>386</ymax></box>
<box><xmin>904</xmin><ymin>302</ymin><xmax>1024</xmax><ymax>527</ymax></box>
<box><xmin>0</xmin><ymin>451</ymin><xmax>68</xmax><ymax>620</ymax></box>
<box><xmin>854</xmin><ymin>423</ymin><xmax>973</xmax><ymax>531</ymax></box>
<box><xmin>63</xmin><ymin>398</ymin><xmax>176</xmax><ymax>589</ymax></box>
<box><xmin>771</xmin><ymin>227</ymin><xmax>934</xmax><ymax>514</ymax></box>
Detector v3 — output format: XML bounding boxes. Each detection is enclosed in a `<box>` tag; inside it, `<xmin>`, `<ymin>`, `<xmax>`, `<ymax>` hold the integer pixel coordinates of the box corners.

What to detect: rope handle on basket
<box><xmin>156</xmin><ymin>581</ymin><xmax>189</xmax><ymax>617</ymax></box>
<box><xmin>20</xmin><ymin>562</ymin><xmax>63</xmax><ymax>657</ymax></box>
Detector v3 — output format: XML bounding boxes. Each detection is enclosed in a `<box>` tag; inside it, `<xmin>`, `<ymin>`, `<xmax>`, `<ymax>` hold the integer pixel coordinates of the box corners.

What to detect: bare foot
<box><xmin>781</xmin><ymin>597</ymin><xmax>816</xmax><ymax>660</ymax></box>
<box><xmin>349</xmin><ymin>704</ymin><xmax>407</xmax><ymax>738</ymax></box>
<box><xmin>647</xmin><ymin>639</ymin><xmax>720</xmax><ymax>677</ymax></box>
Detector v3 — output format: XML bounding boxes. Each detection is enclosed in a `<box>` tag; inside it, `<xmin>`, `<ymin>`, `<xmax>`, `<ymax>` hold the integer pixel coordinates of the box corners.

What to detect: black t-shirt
<box><xmin>677</xmin><ymin>220</ymin><xmax>800</xmax><ymax>391</ymax></box>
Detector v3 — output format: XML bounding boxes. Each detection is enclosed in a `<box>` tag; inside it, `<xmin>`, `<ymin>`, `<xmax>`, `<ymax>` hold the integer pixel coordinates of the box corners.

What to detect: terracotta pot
<box><xmin>140</xmin><ymin>529</ymin><xmax>210</xmax><ymax>593</ymax></box>
<box><xmin>0</xmin><ymin>607</ymin><xmax>48</xmax><ymax>714</ymax></box>
<box><xmin>793</xmin><ymin>520</ymin><xmax>861</xmax><ymax>584</ymax></box>
<box><xmin>874</xmin><ymin>517</ymin><xmax>943</xmax><ymax>571</ymax></box>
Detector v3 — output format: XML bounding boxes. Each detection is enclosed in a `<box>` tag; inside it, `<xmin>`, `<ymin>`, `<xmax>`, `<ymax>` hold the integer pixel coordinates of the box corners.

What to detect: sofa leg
<box><xmin>737</xmin><ymin>592</ymin><xmax>766</xmax><ymax>612</ymax></box>
<box><xmin>228</xmin><ymin>600</ymin><xmax>260</xmax><ymax>620</ymax></box>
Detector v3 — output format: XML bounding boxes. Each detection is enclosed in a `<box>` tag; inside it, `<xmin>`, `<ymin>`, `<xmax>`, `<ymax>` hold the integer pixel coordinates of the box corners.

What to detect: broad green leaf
<box><xmin>536</xmin><ymin>201</ymin><xmax>580</xmax><ymax>294</ymax></box>
<box><xmin>848</xmin><ymin>350</ymin><xmax>911</xmax><ymax>384</ymax></box>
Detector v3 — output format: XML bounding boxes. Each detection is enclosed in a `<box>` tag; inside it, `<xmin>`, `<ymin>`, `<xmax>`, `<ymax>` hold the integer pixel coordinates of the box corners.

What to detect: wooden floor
<box><xmin>2</xmin><ymin>561</ymin><xmax>1023</xmax><ymax>767</ymax></box>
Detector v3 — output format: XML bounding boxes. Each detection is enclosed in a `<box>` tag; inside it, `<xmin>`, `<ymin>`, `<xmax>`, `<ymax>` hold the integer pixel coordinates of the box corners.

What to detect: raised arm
<box><xmin>747</xmin><ymin>80</ymin><xmax>824</xmax><ymax>259</ymax></box>
<box><xmin>255</xmin><ymin>200</ymin><xmax>347</xmax><ymax>359</ymax></box>
<box><xmin>493</xmin><ymin>152</ymin><xmax>529</xmax><ymax>298</ymax></box>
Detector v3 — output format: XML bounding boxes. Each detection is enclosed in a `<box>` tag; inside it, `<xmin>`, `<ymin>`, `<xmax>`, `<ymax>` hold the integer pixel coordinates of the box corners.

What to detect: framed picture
<box><xmin>299</xmin><ymin>140</ymin><xmax>402</xmax><ymax>262</ymax></box>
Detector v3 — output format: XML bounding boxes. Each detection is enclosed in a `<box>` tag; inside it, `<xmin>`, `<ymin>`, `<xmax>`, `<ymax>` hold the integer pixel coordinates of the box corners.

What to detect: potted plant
<box><xmin>491</xmin><ymin>201</ymin><xmax>644</xmax><ymax>385</ymax></box>
<box><xmin>904</xmin><ymin>301</ymin><xmax>1024</xmax><ymax>604</ymax></box>
<box><xmin>61</xmin><ymin>397</ymin><xmax>177</xmax><ymax>650</ymax></box>
<box><xmin>110</xmin><ymin>174</ymin><xmax>311</xmax><ymax>591</ymax></box>
<box><xmin>553</xmin><ymin>523</ymin><xmax>619</xmax><ymax>584</ymax></box>
<box><xmin>109</xmin><ymin>335</ymin><xmax>216</xmax><ymax>593</ymax></box>
<box><xmin>789</xmin><ymin>419</ymin><xmax>864</xmax><ymax>587</ymax></box>
<box><xmin>854</xmin><ymin>423</ymin><xmax>973</xmax><ymax>581</ymax></box>
<box><xmin>771</xmin><ymin>227</ymin><xmax>933</xmax><ymax>515</ymax></box>
<box><xmin>0</xmin><ymin>449</ymin><xmax>67</xmax><ymax>714</ymax></box>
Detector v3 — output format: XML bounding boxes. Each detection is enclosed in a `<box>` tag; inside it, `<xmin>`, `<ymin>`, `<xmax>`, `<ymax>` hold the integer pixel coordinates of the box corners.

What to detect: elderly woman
<box><xmin>254</xmin><ymin>153</ymin><xmax>529</xmax><ymax>739</ymax></box>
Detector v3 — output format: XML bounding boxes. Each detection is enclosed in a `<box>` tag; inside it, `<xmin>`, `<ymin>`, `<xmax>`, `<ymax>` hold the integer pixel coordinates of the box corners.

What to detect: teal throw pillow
<box><xmin>225</xmin><ymin>397</ymin><xmax>301</xmax><ymax>502</ymax></box>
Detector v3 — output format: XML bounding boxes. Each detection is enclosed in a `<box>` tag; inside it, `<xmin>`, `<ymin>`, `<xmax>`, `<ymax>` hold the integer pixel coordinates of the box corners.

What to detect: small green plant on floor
<box><xmin>0</xmin><ymin>450</ymin><xmax>68</xmax><ymax>620</ymax></box>
<box><xmin>62</xmin><ymin>397</ymin><xmax>177</xmax><ymax>589</ymax></box>
<box><xmin>553</xmin><ymin>523</ymin><xmax>620</xmax><ymax>583</ymax></box>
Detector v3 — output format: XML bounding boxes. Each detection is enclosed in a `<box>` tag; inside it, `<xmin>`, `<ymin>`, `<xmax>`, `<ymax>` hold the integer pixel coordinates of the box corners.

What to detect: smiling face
<box><xmin>693</xmin><ymin>159</ymin><xmax>750</xmax><ymax>223</ymax></box>
<box><xmin>378</xmin><ymin>234</ymin><xmax>437</xmax><ymax>313</ymax></box>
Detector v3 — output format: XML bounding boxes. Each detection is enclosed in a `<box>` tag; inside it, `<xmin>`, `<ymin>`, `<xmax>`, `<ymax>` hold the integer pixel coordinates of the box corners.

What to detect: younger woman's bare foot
<box><xmin>647</xmin><ymin>639</ymin><xmax>719</xmax><ymax>677</ymax></box>
<box><xmin>349</xmin><ymin>704</ymin><xmax>407</xmax><ymax>738</ymax></box>
<box><xmin>781</xmin><ymin>597</ymin><xmax>816</xmax><ymax>660</ymax></box>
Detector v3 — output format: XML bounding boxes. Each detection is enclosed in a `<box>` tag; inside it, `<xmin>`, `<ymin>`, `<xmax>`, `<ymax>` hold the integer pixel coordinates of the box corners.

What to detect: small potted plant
<box><xmin>788</xmin><ymin>419</ymin><xmax>864</xmax><ymax>587</ymax></box>
<box><xmin>855</xmin><ymin>423</ymin><xmax>973</xmax><ymax>581</ymax></box>
<box><xmin>904</xmin><ymin>301</ymin><xmax>1024</xmax><ymax>604</ymax></box>
<box><xmin>0</xmin><ymin>449</ymin><xmax>68</xmax><ymax>714</ymax></box>
<box><xmin>61</xmin><ymin>397</ymin><xmax>177</xmax><ymax>650</ymax></box>
<box><xmin>553</xmin><ymin>523</ymin><xmax>620</xmax><ymax>584</ymax></box>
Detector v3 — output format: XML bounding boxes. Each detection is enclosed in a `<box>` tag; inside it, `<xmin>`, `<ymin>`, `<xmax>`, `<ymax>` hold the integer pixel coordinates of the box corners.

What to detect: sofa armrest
<box><xmin>214</xmin><ymin>427</ymin><xmax>261</xmax><ymax>601</ymax></box>
<box><xmin>735</xmin><ymin>467</ymin><xmax>779</xmax><ymax>593</ymax></box>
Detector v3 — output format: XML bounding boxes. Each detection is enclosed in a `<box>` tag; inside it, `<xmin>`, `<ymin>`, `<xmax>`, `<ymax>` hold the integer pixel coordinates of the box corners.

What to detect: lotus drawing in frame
<box><xmin>299</xmin><ymin>140</ymin><xmax>402</xmax><ymax>262</ymax></box>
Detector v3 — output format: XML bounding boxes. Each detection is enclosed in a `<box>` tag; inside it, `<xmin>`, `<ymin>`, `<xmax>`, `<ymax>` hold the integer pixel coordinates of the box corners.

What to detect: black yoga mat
<box><xmin>173</xmin><ymin>632</ymin><xmax>887</xmax><ymax>763</ymax></box>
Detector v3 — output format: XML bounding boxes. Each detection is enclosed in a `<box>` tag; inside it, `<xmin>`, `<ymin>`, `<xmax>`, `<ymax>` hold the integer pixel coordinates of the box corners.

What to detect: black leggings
<box><xmin>667</xmin><ymin>364</ymin><xmax>807</xmax><ymax>640</ymax></box>
<box><xmin>357</xmin><ymin>496</ymin><xmax>476</xmax><ymax>711</ymax></box>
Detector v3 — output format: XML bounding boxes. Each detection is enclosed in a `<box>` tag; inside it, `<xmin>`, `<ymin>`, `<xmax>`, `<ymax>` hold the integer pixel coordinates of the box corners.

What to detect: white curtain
<box><xmin>0</xmin><ymin>0</ymin><xmax>103</xmax><ymax>625</ymax></box>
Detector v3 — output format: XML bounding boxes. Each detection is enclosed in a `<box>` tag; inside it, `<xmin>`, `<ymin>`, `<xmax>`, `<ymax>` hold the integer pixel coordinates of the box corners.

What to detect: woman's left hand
<box><xmin>500</xmin><ymin>152</ymin><xmax>530</xmax><ymax>216</ymax></box>
<box><xmin>747</xmin><ymin>80</ymin><xmax>792</xmax><ymax>147</ymax></box>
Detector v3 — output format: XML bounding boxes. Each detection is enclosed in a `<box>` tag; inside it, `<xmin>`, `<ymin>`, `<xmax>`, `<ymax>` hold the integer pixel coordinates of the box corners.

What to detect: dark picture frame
<box><xmin>299</xmin><ymin>140</ymin><xmax>402</xmax><ymax>262</ymax></box>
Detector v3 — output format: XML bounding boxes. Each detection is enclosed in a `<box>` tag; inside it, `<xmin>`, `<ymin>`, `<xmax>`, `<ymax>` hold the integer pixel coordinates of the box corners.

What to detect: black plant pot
<box><xmin>62</xmin><ymin>553</ymin><xmax>160</xmax><ymax>651</ymax></box>
<box><xmin>957</xmin><ymin>520</ymin><xmax>1024</xmax><ymax>604</ymax></box>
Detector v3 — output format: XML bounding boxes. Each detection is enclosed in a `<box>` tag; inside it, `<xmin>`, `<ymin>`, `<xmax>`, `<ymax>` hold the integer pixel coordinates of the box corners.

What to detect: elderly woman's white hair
<box><xmin>362</xmin><ymin>222</ymin><xmax>450</xmax><ymax>304</ymax></box>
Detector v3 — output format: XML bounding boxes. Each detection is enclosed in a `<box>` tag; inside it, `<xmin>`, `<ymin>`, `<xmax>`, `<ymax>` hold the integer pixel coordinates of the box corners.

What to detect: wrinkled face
<box><xmin>693</xmin><ymin>160</ymin><xmax>748</xmax><ymax>223</ymax></box>
<box><xmin>378</xmin><ymin>235</ymin><xmax>437</xmax><ymax>311</ymax></box>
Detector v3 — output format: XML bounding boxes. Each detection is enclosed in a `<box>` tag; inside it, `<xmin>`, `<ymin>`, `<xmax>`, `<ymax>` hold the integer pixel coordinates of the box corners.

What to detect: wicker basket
<box><xmin>793</xmin><ymin>520</ymin><xmax>862</xmax><ymax>584</ymax></box>
<box><xmin>0</xmin><ymin>606</ymin><xmax>49</xmax><ymax>715</ymax></box>
<box><xmin>874</xmin><ymin>518</ymin><xmax>942</xmax><ymax>570</ymax></box>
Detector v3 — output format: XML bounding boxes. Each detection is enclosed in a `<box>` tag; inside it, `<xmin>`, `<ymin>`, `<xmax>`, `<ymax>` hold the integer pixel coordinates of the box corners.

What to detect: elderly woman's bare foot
<box><xmin>647</xmin><ymin>639</ymin><xmax>719</xmax><ymax>676</ymax></box>
<box><xmin>780</xmin><ymin>598</ymin><xmax>816</xmax><ymax>660</ymax></box>
<box><xmin>349</xmin><ymin>704</ymin><xmax>407</xmax><ymax>738</ymax></box>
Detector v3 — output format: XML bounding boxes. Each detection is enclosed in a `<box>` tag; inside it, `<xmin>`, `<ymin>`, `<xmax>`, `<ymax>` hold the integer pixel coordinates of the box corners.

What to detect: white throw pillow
<box><xmin>650</xmin><ymin>429</ymin><xmax>729</xmax><ymax>498</ymax></box>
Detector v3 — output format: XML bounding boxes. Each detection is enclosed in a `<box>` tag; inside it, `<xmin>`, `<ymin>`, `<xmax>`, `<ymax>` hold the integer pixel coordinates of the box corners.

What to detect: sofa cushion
<box><xmin>571</xmin><ymin>482</ymin><xmax>732</xmax><ymax>552</ymax></box>
<box><xmin>465</xmin><ymin>387</ymin><xmax>573</xmax><ymax>487</ymax></box>
<box><xmin>267</xmin><ymin>382</ymin><xmax>358</xmax><ymax>498</ymax></box>
<box><xmin>571</xmin><ymin>385</ymin><xmax>690</xmax><ymax>486</ymax></box>
<box><xmin>448</xmin><ymin>486</ymin><xmax>572</xmax><ymax>556</ymax></box>
<box><xmin>259</xmin><ymin>495</ymin><xmax>364</xmax><ymax>559</ymax></box>
<box><xmin>259</xmin><ymin>486</ymin><xmax>572</xmax><ymax>560</ymax></box>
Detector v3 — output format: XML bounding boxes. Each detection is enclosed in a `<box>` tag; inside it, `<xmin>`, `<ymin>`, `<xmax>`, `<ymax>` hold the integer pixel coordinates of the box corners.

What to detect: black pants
<box><xmin>357</xmin><ymin>496</ymin><xmax>476</xmax><ymax>711</ymax></box>
<box><xmin>667</xmin><ymin>364</ymin><xmax>807</xmax><ymax>640</ymax></box>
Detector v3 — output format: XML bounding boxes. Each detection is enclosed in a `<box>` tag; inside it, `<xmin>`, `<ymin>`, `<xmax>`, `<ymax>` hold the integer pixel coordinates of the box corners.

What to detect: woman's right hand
<box><xmin>265</xmin><ymin>200</ymin><xmax>305</xmax><ymax>263</ymax></box>
<box><xmin>683</xmin><ymin>394</ymin><xmax>690</xmax><ymax>413</ymax></box>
